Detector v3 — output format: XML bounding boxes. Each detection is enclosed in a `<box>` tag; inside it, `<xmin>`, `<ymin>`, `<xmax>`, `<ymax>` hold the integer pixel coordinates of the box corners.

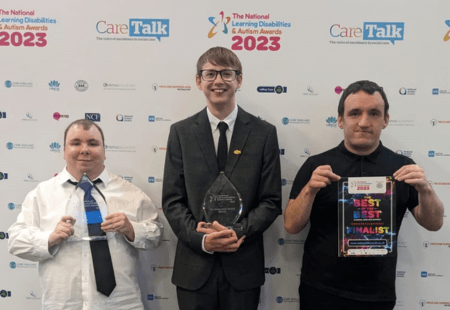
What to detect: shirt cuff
<box><xmin>202</xmin><ymin>234</ymin><xmax>214</xmax><ymax>254</ymax></box>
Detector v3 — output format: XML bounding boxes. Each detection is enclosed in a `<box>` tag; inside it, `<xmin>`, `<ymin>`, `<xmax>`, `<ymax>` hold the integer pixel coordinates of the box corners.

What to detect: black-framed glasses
<box><xmin>199</xmin><ymin>70</ymin><xmax>240</xmax><ymax>82</ymax></box>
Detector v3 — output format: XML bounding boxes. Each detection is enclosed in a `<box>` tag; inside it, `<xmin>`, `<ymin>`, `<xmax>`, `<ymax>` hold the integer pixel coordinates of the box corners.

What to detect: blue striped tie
<box><xmin>79</xmin><ymin>175</ymin><xmax>116</xmax><ymax>297</ymax></box>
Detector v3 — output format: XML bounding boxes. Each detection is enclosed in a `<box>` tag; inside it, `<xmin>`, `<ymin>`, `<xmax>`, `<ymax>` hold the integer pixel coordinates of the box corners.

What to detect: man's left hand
<box><xmin>394</xmin><ymin>164</ymin><xmax>431</xmax><ymax>193</ymax></box>
<box><xmin>102</xmin><ymin>212</ymin><xmax>135</xmax><ymax>241</ymax></box>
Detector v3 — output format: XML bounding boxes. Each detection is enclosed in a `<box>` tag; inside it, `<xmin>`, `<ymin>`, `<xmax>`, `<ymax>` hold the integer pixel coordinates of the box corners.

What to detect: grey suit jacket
<box><xmin>162</xmin><ymin>106</ymin><xmax>281</xmax><ymax>290</ymax></box>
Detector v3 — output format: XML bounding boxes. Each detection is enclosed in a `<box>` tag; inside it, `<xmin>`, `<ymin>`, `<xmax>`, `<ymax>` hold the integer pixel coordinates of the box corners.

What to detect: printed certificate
<box><xmin>338</xmin><ymin>176</ymin><xmax>395</xmax><ymax>257</ymax></box>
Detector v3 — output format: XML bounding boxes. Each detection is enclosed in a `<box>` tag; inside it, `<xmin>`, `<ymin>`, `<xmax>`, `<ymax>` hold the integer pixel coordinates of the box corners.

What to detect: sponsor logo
<box><xmin>151</xmin><ymin>83</ymin><xmax>191</xmax><ymax>91</ymax></box>
<box><xmin>0</xmin><ymin>232</ymin><xmax>9</xmax><ymax>240</ymax></box>
<box><xmin>10</xmin><ymin>262</ymin><xmax>16</xmax><ymax>269</ymax></box>
<box><xmin>25</xmin><ymin>173</ymin><xmax>38</xmax><ymax>183</ymax></box>
<box><xmin>22</xmin><ymin>112</ymin><xmax>37</xmax><ymax>121</ymax></box>
<box><xmin>53</xmin><ymin>112</ymin><xmax>69</xmax><ymax>121</ymax></box>
<box><xmin>388</xmin><ymin>119</ymin><xmax>414</xmax><ymax>126</ymax></box>
<box><xmin>146</xmin><ymin>293</ymin><xmax>169</xmax><ymax>300</ymax></box>
<box><xmin>276</xmin><ymin>296</ymin><xmax>299</xmax><ymax>303</ymax></box>
<box><xmin>303</xmin><ymin>86</ymin><xmax>318</xmax><ymax>96</ymax></box>
<box><xmin>395</xmin><ymin>150</ymin><xmax>413</xmax><ymax>158</ymax></box>
<box><xmin>96</xmin><ymin>18</ymin><xmax>170</xmax><ymax>42</ymax></box>
<box><xmin>265</xmin><ymin>267</ymin><xmax>281</xmax><ymax>275</ymax></box>
<box><xmin>0</xmin><ymin>172</ymin><xmax>8</xmax><ymax>180</ymax></box>
<box><xmin>428</xmin><ymin>150</ymin><xmax>450</xmax><ymax>157</ymax></box>
<box><xmin>103</xmin><ymin>83</ymin><xmax>136</xmax><ymax>91</ymax></box>
<box><xmin>330</xmin><ymin>22</ymin><xmax>404</xmax><ymax>45</ymax></box>
<box><xmin>397</xmin><ymin>271</ymin><xmax>406</xmax><ymax>278</ymax></box>
<box><xmin>326</xmin><ymin>116</ymin><xmax>338</xmax><ymax>127</ymax></box>
<box><xmin>430</xmin><ymin>118</ymin><xmax>450</xmax><ymax>126</ymax></box>
<box><xmin>421</xmin><ymin>271</ymin><xmax>428</xmax><ymax>278</ymax></box>
<box><xmin>49</xmin><ymin>80</ymin><xmax>60</xmax><ymax>91</ymax></box>
<box><xmin>0</xmin><ymin>111</ymin><xmax>6</xmax><ymax>119</ymax></box>
<box><xmin>281</xmin><ymin>178</ymin><xmax>287</xmax><ymax>186</ymax></box>
<box><xmin>8</xmin><ymin>203</ymin><xmax>15</xmax><ymax>210</ymax></box>
<box><xmin>151</xmin><ymin>145</ymin><xmax>167</xmax><ymax>153</ymax></box>
<box><xmin>444</xmin><ymin>20</ymin><xmax>450</xmax><ymax>42</ymax></box>
<box><xmin>50</xmin><ymin>142</ymin><xmax>61</xmax><ymax>152</ymax></box>
<box><xmin>104</xmin><ymin>144</ymin><xmax>136</xmax><ymax>153</ymax></box>
<box><xmin>74</xmin><ymin>80</ymin><xmax>89</xmax><ymax>92</ymax></box>
<box><xmin>256</xmin><ymin>85</ymin><xmax>287</xmax><ymax>94</ymax></box>
<box><xmin>432</xmin><ymin>88</ymin><xmax>450</xmax><ymax>95</ymax></box>
<box><xmin>279</xmin><ymin>149</ymin><xmax>285</xmax><ymax>155</ymax></box>
<box><xmin>0</xmin><ymin>290</ymin><xmax>11</xmax><ymax>298</ymax></box>
<box><xmin>277</xmin><ymin>237</ymin><xmax>305</xmax><ymax>245</ymax></box>
<box><xmin>6</xmin><ymin>142</ymin><xmax>34</xmax><ymax>150</ymax></box>
<box><xmin>148</xmin><ymin>115</ymin><xmax>171</xmax><ymax>123</ymax></box>
<box><xmin>282</xmin><ymin>117</ymin><xmax>310</xmax><ymax>125</ymax></box>
<box><xmin>335</xmin><ymin>86</ymin><xmax>344</xmax><ymax>94</ymax></box>
<box><xmin>116</xmin><ymin>114</ymin><xmax>133</xmax><ymax>122</ymax></box>
<box><xmin>148</xmin><ymin>176</ymin><xmax>163</xmax><ymax>183</ymax></box>
<box><xmin>4</xmin><ymin>80</ymin><xmax>32</xmax><ymax>88</ymax></box>
<box><xmin>85</xmin><ymin>113</ymin><xmax>101</xmax><ymax>122</ymax></box>
<box><xmin>399</xmin><ymin>87</ymin><xmax>416</xmax><ymax>95</ymax></box>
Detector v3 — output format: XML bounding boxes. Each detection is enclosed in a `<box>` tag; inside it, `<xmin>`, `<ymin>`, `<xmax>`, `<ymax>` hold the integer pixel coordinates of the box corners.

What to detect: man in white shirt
<box><xmin>8</xmin><ymin>119</ymin><xmax>163</xmax><ymax>310</ymax></box>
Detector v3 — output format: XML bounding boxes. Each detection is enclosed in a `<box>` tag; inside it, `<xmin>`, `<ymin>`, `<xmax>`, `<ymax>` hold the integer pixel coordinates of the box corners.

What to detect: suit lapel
<box><xmin>193</xmin><ymin>108</ymin><xmax>220</xmax><ymax>176</ymax></box>
<box><xmin>225</xmin><ymin>107</ymin><xmax>251</xmax><ymax>177</ymax></box>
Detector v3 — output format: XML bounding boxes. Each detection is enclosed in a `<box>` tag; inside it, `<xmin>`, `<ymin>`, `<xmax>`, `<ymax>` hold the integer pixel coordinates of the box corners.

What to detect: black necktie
<box><xmin>78</xmin><ymin>176</ymin><xmax>116</xmax><ymax>297</ymax></box>
<box><xmin>217</xmin><ymin>122</ymin><xmax>228</xmax><ymax>172</ymax></box>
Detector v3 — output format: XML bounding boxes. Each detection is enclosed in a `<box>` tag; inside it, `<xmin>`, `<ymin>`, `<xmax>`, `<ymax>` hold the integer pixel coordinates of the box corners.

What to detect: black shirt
<box><xmin>289</xmin><ymin>141</ymin><xmax>418</xmax><ymax>301</ymax></box>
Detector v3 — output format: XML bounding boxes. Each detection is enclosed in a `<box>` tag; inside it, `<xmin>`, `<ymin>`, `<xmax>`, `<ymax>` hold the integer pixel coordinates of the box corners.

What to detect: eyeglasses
<box><xmin>199</xmin><ymin>70</ymin><xmax>240</xmax><ymax>82</ymax></box>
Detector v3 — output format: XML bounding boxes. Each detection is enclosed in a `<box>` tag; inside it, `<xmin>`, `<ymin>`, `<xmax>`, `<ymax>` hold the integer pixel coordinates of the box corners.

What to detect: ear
<box><xmin>383</xmin><ymin>113</ymin><xmax>390</xmax><ymax>129</ymax></box>
<box><xmin>196</xmin><ymin>75</ymin><xmax>202</xmax><ymax>90</ymax></box>
<box><xmin>338</xmin><ymin>115</ymin><xmax>344</xmax><ymax>129</ymax></box>
<box><xmin>236</xmin><ymin>74</ymin><xmax>243</xmax><ymax>89</ymax></box>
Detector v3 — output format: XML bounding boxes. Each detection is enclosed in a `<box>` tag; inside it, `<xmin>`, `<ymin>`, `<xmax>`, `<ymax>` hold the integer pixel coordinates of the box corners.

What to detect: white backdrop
<box><xmin>1</xmin><ymin>1</ymin><xmax>449</xmax><ymax>309</ymax></box>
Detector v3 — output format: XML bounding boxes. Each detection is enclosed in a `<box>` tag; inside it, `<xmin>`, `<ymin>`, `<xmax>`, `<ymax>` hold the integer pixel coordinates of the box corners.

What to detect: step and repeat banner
<box><xmin>1</xmin><ymin>1</ymin><xmax>449</xmax><ymax>309</ymax></box>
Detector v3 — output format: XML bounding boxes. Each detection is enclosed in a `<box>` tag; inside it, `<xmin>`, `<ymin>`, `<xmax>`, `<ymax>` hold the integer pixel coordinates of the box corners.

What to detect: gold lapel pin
<box><xmin>233</xmin><ymin>150</ymin><xmax>241</xmax><ymax>155</ymax></box>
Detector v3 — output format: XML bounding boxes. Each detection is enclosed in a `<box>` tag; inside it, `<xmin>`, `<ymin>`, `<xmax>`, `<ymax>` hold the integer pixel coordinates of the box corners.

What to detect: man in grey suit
<box><xmin>162</xmin><ymin>46</ymin><xmax>282</xmax><ymax>310</ymax></box>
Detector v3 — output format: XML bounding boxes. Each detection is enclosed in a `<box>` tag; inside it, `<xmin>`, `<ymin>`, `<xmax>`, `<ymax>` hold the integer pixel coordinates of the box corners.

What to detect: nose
<box><xmin>358</xmin><ymin>113</ymin><xmax>370</xmax><ymax>127</ymax></box>
<box><xmin>80</xmin><ymin>143</ymin><xmax>90</xmax><ymax>154</ymax></box>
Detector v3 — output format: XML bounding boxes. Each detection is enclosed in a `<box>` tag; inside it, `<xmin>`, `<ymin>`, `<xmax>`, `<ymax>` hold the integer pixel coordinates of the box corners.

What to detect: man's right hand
<box><xmin>48</xmin><ymin>216</ymin><xmax>76</xmax><ymax>248</ymax></box>
<box><xmin>198</xmin><ymin>221</ymin><xmax>245</xmax><ymax>252</ymax></box>
<box><xmin>306</xmin><ymin>165</ymin><xmax>341</xmax><ymax>195</ymax></box>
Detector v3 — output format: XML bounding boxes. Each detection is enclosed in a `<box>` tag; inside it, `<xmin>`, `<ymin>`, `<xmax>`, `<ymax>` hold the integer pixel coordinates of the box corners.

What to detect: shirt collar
<box><xmin>207</xmin><ymin>104</ymin><xmax>238</xmax><ymax>134</ymax></box>
<box><xmin>338</xmin><ymin>140</ymin><xmax>383</xmax><ymax>163</ymax></box>
<box><xmin>59</xmin><ymin>166</ymin><xmax>110</xmax><ymax>186</ymax></box>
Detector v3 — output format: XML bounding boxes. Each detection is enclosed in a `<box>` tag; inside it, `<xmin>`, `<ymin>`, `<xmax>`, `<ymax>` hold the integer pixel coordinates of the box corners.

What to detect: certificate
<box><xmin>338</xmin><ymin>176</ymin><xmax>396</xmax><ymax>257</ymax></box>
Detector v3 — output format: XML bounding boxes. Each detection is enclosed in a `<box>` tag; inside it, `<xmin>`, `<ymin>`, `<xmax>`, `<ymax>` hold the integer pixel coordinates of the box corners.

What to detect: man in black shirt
<box><xmin>284</xmin><ymin>80</ymin><xmax>444</xmax><ymax>310</ymax></box>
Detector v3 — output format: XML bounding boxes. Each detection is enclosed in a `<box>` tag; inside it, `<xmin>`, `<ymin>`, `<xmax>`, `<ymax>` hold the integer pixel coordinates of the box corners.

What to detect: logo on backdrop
<box><xmin>4</xmin><ymin>80</ymin><xmax>33</xmax><ymax>88</ymax></box>
<box><xmin>399</xmin><ymin>87</ymin><xmax>416</xmax><ymax>95</ymax></box>
<box><xmin>303</xmin><ymin>86</ymin><xmax>318</xmax><ymax>96</ymax></box>
<box><xmin>0</xmin><ymin>172</ymin><xmax>8</xmax><ymax>180</ymax></box>
<box><xmin>0</xmin><ymin>232</ymin><xmax>9</xmax><ymax>240</ymax></box>
<box><xmin>257</xmin><ymin>85</ymin><xmax>287</xmax><ymax>94</ymax></box>
<box><xmin>116</xmin><ymin>114</ymin><xmax>133</xmax><ymax>122</ymax></box>
<box><xmin>432</xmin><ymin>88</ymin><xmax>450</xmax><ymax>95</ymax></box>
<box><xmin>0</xmin><ymin>112</ymin><xmax>6</xmax><ymax>119</ymax></box>
<box><xmin>330</xmin><ymin>22</ymin><xmax>405</xmax><ymax>45</ymax></box>
<box><xmin>444</xmin><ymin>20</ymin><xmax>450</xmax><ymax>42</ymax></box>
<box><xmin>96</xmin><ymin>18</ymin><xmax>170</xmax><ymax>42</ymax></box>
<box><xmin>206</xmin><ymin>11</ymin><xmax>291</xmax><ymax>52</ymax></box>
<box><xmin>50</xmin><ymin>142</ymin><xmax>61</xmax><ymax>152</ymax></box>
<box><xmin>0</xmin><ymin>290</ymin><xmax>11</xmax><ymax>298</ymax></box>
<box><xmin>74</xmin><ymin>80</ymin><xmax>88</xmax><ymax>92</ymax></box>
<box><xmin>282</xmin><ymin>117</ymin><xmax>310</xmax><ymax>125</ymax></box>
<box><xmin>335</xmin><ymin>86</ymin><xmax>345</xmax><ymax>94</ymax></box>
<box><xmin>49</xmin><ymin>80</ymin><xmax>60</xmax><ymax>91</ymax></box>
<box><xmin>326</xmin><ymin>117</ymin><xmax>338</xmax><ymax>127</ymax></box>
<box><xmin>53</xmin><ymin>112</ymin><xmax>69</xmax><ymax>121</ymax></box>
<box><xmin>85</xmin><ymin>113</ymin><xmax>101</xmax><ymax>122</ymax></box>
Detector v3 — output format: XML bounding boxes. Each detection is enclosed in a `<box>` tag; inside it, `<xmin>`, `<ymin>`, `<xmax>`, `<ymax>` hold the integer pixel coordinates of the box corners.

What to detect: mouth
<box><xmin>212</xmin><ymin>89</ymin><xmax>226</xmax><ymax>93</ymax></box>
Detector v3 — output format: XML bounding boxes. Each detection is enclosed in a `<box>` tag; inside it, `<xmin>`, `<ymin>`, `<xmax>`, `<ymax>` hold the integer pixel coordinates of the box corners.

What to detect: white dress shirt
<box><xmin>8</xmin><ymin>167</ymin><xmax>163</xmax><ymax>310</ymax></box>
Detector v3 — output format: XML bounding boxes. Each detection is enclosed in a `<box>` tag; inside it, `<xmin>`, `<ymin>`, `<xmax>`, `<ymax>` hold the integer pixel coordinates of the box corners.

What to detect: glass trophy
<box><xmin>65</xmin><ymin>174</ymin><xmax>109</xmax><ymax>242</ymax></box>
<box><xmin>202</xmin><ymin>172</ymin><xmax>243</xmax><ymax>229</ymax></box>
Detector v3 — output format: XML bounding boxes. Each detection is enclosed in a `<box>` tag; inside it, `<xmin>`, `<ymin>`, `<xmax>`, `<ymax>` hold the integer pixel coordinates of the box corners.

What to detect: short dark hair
<box><xmin>196</xmin><ymin>46</ymin><xmax>242</xmax><ymax>75</ymax></box>
<box><xmin>64</xmin><ymin>119</ymin><xmax>105</xmax><ymax>147</ymax></box>
<box><xmin>338</xmin><ymin>80</ymin><xmax>389</xmax><ymax>117</ymax></box>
